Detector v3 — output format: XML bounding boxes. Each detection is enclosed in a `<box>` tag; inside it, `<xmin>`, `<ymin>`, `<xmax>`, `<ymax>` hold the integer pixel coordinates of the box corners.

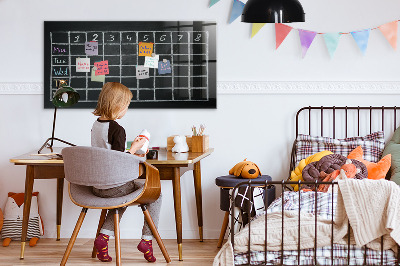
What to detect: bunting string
<box><xmin>209</xmin><ymin>0</ymin><xmax>399</xmax><ymax>58</ymax></box>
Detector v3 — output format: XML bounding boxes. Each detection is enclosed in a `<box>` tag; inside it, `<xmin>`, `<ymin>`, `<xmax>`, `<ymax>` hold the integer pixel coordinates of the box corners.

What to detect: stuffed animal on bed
<box><xmin>229</xmin><ymin>159</ymin><xmax>261</xmax><ymax>179</ymax></box>
<box><xmin>1</xmin><ymin>192</ymin><xmax>44</xmax><ymax>247</ymax></box>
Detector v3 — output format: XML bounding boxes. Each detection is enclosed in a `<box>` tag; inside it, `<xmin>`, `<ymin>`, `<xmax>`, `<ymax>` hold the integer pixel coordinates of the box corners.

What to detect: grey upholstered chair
<box><xmin>60</xmin><ymin>146</ymin><xmax>171</xmax><ymax>265</ymax></box>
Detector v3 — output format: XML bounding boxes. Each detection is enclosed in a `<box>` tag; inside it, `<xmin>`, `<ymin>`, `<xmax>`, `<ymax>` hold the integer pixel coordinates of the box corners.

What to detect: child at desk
<box><xmin>91</xmin><ymin>82</ymin><xmax>162</xmax><ymax>263</ymax></box>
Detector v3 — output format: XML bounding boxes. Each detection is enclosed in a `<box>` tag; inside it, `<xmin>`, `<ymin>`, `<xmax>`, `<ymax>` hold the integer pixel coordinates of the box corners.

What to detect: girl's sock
<box><xmin>94</xmin><ymin>233</ymin><xmax>112</xmax><ymax>262</ymax></box>
<box><xmin>137</xmin><ymin>239</ymin><xmax>156</xmax><ymax>262</ymax></box>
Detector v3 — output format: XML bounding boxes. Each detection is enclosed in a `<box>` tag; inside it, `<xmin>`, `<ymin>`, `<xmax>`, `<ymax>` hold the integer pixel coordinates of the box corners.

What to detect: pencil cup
<box><xmin>191</xmin><ymin>135</ymin><xmax>209</xmax><ymax>153</ymax></box>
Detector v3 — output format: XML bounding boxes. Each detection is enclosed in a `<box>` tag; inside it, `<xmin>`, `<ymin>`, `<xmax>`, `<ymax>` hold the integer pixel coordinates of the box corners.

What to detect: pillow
<box><xmin>289</xmin><ymin>150</ymin><xmax>333</xmax><ymax>191</ymax></box>
<box><xmin>348</xmin><ymin>146</ymin><xmax>391</xmax><ymax>180</ymax></box>
<box><xmin>295</xmin><ymin>131</ymin><xmax>385</xmax><ymax>166</ymax></box>
<box><xmin>382</xmin><ymin>126</ymin><xmax>400</xmax><ymax>184</ymax></box>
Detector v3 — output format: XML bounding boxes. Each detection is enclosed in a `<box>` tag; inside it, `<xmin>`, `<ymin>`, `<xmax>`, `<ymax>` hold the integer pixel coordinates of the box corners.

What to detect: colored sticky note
<box><xmin>136</xmin><ymin>66</ymin><xmax>150</xmax><ymax>79</ymax></box>
<box><xmin>94</xmin><ymin>60</ymin><xmax>109</xmax><ymax>76</ymax></box>
<box><xmin>138</xmin><ymin>42</ymin><xmax>154</xmax><ymax>57</ymax></box>
<box><xmin>85</xmin><ymin>41</ymin><xmax>98</xmax><ymax>55</ymax></box>
<box><xmin>91</xmin><ymin>67</ymin><xmax>105</xmax><ymax>82</ymax></box>
<box><xmin>144</xmin><ymin>56</ymin><xmax>159</xmax><ymax>69</ymax></box>
<box><xmin>158</xmin><ymin>60</ymin><xmax>172</xmax><ymax>74</ymax></box>
<box><xmin>76</xmin><ymin>58</ymin><xmax>90</xmax><ymax>72</ymax></box>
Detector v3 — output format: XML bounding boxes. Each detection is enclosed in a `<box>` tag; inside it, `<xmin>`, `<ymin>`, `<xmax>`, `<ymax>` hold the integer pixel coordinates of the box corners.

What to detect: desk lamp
<box><xmin>38</xmin><ymin>80</ymin><xmax>80</xmax><ymax>154</ymax></box>
<box><xmin>241</xmin><ymin>0</ymin><xmax>305</xmax><ymax>23</ymax></box>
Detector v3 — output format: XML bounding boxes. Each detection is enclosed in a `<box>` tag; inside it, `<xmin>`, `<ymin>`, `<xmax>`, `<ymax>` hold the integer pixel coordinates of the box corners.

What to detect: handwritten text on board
<box><xmin>136</xmin><ymin>66</ymin><xmax>150</xmax><ymax>79</ymax></box>
<box><xmin>53</xmin><ymin>67</ymin><xmax>69</xmax><ymax>77</ymax></box>
<box><xmin>76</xmin><ymin>58</ymin><xmax>90</xmax><ymax>72</ymax></box>
<box><xmin>85</xmin><ymin>42</ymin><xmax>98</xmax><ymax>55</ymax></box>
<box><xmin>94</xmin><ymin>60</ymin><xmax>109</xmax><ymax>76</ymax></box>
<box><xmin>158</xmin><ymin>60</ymin><xmax>172</xmax><ymax>74</ymax></box>
<box><xmin>138</xmin><ymin>42</ymin><xmax>154</xmax><ymax>56</ymax></box>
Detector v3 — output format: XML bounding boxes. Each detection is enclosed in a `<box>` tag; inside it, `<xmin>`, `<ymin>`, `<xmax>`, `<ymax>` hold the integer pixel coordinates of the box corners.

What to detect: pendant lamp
<box><xmin>241</xmin><ymin>0</ymin><xmax>305</xmax><ymax>23</ymax></box>
<box><xmin>38</xmin><ymin>80</ymin><xmax>80</xmax><ymax>154</ymax></box>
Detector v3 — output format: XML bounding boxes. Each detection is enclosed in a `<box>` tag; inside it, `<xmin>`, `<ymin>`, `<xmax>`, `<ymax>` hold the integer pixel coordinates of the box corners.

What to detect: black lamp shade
<box><xmin>242</xmin><ymin>0</ymin><xmax>305</xmax><ymax>23</ymax></box>
<box><xmin>52</xmin><ymin>86</ymin><xmax>80</xmax><ymax>107</ymax></box>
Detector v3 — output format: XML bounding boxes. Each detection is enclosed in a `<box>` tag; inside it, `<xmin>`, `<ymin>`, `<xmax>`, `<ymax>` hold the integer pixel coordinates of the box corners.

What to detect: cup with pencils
<box><xmin>191</xmin><ymin>124</ymin><xmax>209</xmax><ymax>152</ymax></box>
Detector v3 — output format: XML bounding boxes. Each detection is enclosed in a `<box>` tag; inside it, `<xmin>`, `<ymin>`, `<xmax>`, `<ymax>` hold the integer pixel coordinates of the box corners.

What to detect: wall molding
<box><xmin>218</xmin><ymin>81</ymin><xmax>400</xmax><ymax>94</ymax></box>
<box><xmin>1</xmin><ymin>81</ymin><xmax>400</xmax><ymax>95</ymax></box>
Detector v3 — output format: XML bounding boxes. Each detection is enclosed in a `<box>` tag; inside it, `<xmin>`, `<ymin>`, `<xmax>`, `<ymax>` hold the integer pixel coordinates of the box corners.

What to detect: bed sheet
<box><xmin>234</xmin><ymin>191</ymin><xmax>397</xmax><ymax>265</ymax></box>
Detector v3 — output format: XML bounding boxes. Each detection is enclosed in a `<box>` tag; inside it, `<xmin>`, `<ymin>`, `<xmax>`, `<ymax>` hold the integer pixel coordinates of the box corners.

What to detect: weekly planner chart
<box><xmin>44</xmin><ymin>21</ymin><xmax>217</xmax><ymax>108</ymax></box>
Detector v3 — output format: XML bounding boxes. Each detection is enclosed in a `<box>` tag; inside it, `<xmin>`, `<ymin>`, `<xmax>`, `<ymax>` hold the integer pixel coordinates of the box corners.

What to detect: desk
<box><xmin>10</xmin><ymin>147</ymin><xmax>213</xmax><ymax>261</ymax></box>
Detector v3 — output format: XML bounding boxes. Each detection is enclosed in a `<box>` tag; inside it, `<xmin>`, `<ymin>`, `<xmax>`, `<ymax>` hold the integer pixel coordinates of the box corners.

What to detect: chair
<box><xmin>60</xmin><ymin>146</ymin><xmax>171</xmax><ymax>265</ymax></box>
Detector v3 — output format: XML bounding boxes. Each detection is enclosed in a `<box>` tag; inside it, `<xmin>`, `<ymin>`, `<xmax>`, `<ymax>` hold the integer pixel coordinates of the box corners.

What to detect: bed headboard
<box><xmin>290</xmin><ymin>106</ymin><xmax>400</xmax><ymax>179</ymax></box>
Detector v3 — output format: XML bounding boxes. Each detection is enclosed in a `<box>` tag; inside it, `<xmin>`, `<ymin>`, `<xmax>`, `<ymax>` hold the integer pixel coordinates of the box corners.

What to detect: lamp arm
<box><xmin>50</xmin><ymin>107</ymin><xmax>57</xmax><ymax>148</ymax></box>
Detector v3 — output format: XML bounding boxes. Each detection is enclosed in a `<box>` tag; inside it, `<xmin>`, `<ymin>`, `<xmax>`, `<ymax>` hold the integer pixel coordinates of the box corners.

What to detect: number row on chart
<box><xmin>51</xmin><ymin>31</ymin><xmax>208</xmax><ymax>44</ymax></box>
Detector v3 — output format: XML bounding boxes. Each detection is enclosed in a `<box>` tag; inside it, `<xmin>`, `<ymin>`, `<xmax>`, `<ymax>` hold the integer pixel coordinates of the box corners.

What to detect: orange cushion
<box><xmin>347</xmin><ymin>146</ymin><xmax>391</xmax><ymax>180</ymax></box>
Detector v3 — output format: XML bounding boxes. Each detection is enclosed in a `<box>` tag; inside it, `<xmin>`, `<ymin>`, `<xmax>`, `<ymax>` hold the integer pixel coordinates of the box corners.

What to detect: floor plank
<box><xmin>0</xmin><ymin>239</ymin><xmax>221</xmax><ymax>265</ymax></box>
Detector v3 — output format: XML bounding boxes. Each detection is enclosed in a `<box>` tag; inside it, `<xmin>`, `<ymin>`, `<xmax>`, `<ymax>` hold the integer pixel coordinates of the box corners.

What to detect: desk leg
<box><xmin>193</xmin><ymin>161</ymin><xmax>203</xmax><ymax>242</ymax></box>
<box><xmin>56</xmin><ymin>178</ymin><xmax>64</xmax><ymax>241</ymax></box>
<box><xmin>20</xmin><ymin>165</ymin><xmax>35</xmax><ymax>259</ymax></box>
<box><xmin>172</xmin><ymin>167</ymin><xmax>183</xmax><ymax>261</ymax></box>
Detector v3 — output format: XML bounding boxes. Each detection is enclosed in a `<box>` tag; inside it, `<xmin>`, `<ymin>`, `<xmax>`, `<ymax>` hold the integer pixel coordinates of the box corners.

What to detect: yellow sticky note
<box><xmin>138</xmin><ymin>42</ymin><xmax>154</xmax><ymax>57</ymax></box>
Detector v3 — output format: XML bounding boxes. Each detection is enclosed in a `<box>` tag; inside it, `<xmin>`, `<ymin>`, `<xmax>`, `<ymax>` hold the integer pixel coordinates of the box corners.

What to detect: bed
<box><xmin>214</xmin><ymin>106</ymin><xmax>400</xmax><ymax>266</ymax></box>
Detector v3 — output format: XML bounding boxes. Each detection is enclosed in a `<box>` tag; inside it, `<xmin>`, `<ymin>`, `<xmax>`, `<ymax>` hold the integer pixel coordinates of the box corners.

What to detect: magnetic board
<box><xmin>44</xmin><ymin>21</ymin><xmax>217</xmax><ymax>109</ymax></box>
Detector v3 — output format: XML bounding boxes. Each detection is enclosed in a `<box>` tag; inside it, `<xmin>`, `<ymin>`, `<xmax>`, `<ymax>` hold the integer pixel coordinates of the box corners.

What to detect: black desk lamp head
<box><xmin>241</xmin><ymin>0</ymin><xmax>305</xmax><ymax>23</ymax></box>
<box><xmin>38</xmin><ymin>80</ymin><xmax>80</xmax><ymax>154</ymax></box>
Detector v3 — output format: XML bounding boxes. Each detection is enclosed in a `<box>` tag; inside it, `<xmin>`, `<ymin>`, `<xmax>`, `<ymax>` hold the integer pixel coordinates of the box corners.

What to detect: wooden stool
<box><xmin>215</xmin><ymin>175</ymin><xmax>275</xmax><ymax>248</ymax></box>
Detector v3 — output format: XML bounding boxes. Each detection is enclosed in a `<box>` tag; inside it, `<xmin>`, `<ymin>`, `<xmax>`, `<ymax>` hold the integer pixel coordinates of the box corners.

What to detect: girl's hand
<box><xmin>128</xmin><ymin>137</ymin><xmax>147</xmax><ymax>155</ymax></box>
<box><xmin>134</xmin><ymin>148</ymin><xmax>149</xmax><ymax>157</ymax></box>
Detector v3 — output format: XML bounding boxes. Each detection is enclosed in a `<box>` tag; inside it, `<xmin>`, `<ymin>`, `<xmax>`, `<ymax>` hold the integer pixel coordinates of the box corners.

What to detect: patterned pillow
<box><xmin>294</xmin><ymin>131</ymin><xmax>385</xmax><ymax>166</ymax></box>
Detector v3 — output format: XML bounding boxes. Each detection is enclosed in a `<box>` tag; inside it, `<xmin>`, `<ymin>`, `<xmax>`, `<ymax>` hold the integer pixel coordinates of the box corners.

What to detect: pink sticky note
<box><xmin>94</xmin><ymin>60</ymin><xmax>109</xmax><ymax>76</ymax></box>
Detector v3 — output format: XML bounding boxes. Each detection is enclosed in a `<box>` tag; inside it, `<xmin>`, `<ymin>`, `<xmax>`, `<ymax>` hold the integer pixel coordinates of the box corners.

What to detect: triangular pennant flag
<box><xmin>275</xmin><ymin>23</ymin><xmax>293</xmax><ymax>49</ymax></box>
<box><xmin>351</xmin><ymin>29</ymin><xmax>370</xmax><ymax>55</ymax></box>
<box><xmin>378</xmin><ymin>21</ymin><xmax>398</xmax><ymax>50</ymax></box>
<box><xmin>298</xmin><ymin>29</ymin><xmax>317</xmax><ymax>58</ymax></box>
<box><xmin>209</xmin><ymin>0</ymin><xmax>220</xmax><ymax>7</ymax></box>
<box><xmin>323</xmin><ymin>33</ymin><xmax>341</xmax><ymax>58</ymax></box>
<box><xmin>251</xmin><ymin>23</ymin><xmax>266</xmax><ymax>38</ymax></box>
<box><xmin>229</xmin><ymin>0</ymin><xmax>245</xmax><ymax>24</ymax></box>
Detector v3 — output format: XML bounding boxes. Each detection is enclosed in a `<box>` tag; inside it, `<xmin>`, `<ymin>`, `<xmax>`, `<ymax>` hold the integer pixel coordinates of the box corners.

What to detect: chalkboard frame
<box><xmin>44</xmin><ymin>21</ymin><xmax>217</xmax><ymax>109</ymax></box>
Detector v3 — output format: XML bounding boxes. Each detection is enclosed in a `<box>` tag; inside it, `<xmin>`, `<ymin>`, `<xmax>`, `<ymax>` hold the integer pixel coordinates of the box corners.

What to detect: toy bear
<box><xmin>172</xmin><ymin>135</ymin><xmax>189</xmax><ymax>153</ymax></box>
<box><xmin>229</xmin><ymin>159</ymin><xmax>261</xmax><ymax>179</ymax></box>
<box><xmin>1</xmin><ymin>192</ymin><xmax>44</xmax><ymax>247</ymax></box>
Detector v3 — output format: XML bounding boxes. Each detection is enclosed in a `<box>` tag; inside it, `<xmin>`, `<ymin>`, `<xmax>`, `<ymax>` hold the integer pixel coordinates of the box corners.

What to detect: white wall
<box><xmin>1</xmin><ymin>0</ymin><xmax>400</xmax><ymax>239</ymax></box>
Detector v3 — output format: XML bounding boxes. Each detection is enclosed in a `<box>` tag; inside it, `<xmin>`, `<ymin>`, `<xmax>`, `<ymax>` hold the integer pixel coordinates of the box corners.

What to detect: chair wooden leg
<box><xmin>141</xmin><ymin>205</ymin><xmax>171</xmax><ymax>263</ymax></box>
<box><xmin>91</xmin><ymin>209</ymin><xmax>108</xmax><ymax>258</ymax></box>
<box><xmin>217</xmin><ymin>211</ymin><xmax>230</xmax><ymax>248</ymax></box>
<box><xmin>114</xmin><ymin>210</ymin><xmax>121</xmax><ymax>266</ymax></box>
<box><xmin>60</xmin><ymin>208</ymin><xmax>88</xmax><ymax>266</ymax></box>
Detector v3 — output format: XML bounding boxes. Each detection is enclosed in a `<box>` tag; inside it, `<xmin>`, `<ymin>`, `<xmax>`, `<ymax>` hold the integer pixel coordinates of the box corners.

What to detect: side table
<box><xmin>215</xmin><ymin>175</ymin><xmax>275</xmax><ymax>248</ymax></box>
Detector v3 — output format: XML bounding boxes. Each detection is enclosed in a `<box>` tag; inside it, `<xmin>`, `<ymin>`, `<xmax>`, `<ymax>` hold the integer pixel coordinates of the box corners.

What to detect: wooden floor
<box><xmin>0</xmin><ymin>239</ymin><xmax>221</xmax><ymax>265</ymax></box>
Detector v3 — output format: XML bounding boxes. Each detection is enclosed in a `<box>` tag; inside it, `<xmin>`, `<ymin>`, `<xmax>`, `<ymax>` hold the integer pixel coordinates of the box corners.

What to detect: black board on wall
<box><xmin>44</xmin><ymin>21</ymin><xmax>216</xmax><ymax>109</ymax></box>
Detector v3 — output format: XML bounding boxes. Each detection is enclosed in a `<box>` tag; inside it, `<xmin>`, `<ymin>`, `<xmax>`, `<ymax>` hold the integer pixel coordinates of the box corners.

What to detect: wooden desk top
<box><xmin>10</xmin><ymin>147</ymin><xmax>214</xmax><ymax>166</ymax></box>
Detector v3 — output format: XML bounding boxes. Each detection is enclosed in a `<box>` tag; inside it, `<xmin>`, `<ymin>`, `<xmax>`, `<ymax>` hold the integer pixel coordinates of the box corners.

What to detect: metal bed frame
<box><xmin>230</xmin><ymin>106</ymin><xmax>400</xmax><ymax>266</ymax></box>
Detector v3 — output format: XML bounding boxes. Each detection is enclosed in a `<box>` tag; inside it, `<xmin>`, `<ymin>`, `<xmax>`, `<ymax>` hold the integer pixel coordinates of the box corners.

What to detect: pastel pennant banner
<box><xmin>275</xmin><ymin>23</ymin><xmax>293</xmax><ymax>49</ymax></box>
<box><xmin>229</xmin><ymin>0</ymin><xmax>245</xmax><ymax>24</ymax></box>
<box><xmin>298</xmin><ymin>29</ymin><xmax>317</xmax><ymax>58</ymax></box>
<box><xmin>323</xmin><ymin>33</ymin><xmax>341</xmax><ymax>58</ymax></box>
<box><xmin>251</xmin><ymin>23</ymin><xmax>266</xmax><ymax>38</ymax></box>
<box><xmin>351</xmin><ymin>29</ymin><xmax>370</xmax><ymax>55</ymax></box>
<box><xmin>209</xmin><ymin>0</ymin><xmax>220</xmax><ymax>7</ymax></box>
<box><xmin>378</xmin><ymin>21</ymin><xmax>398</xmax><ymax>50</ymax></box>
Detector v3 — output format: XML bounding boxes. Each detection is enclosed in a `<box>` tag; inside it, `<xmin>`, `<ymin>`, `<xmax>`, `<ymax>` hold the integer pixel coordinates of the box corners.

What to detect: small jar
<box><xmin>136</xmin><ymin>129</ymin><xmax>150</xmax><ymax>154</ymax></box>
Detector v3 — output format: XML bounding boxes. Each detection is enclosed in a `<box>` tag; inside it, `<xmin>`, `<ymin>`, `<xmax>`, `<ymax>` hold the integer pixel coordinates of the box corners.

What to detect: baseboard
<box><xmin>1</xmin><ymin>81</ymin><xmax>400</xmax><ymax>95</ymax></box>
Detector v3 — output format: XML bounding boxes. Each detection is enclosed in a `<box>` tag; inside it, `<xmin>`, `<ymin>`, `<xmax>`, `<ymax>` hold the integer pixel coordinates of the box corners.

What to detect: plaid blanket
<box><xmin>234</xmin><ymin>191</ymin><xmax>397</xmax><ymax>265</ymax></box>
